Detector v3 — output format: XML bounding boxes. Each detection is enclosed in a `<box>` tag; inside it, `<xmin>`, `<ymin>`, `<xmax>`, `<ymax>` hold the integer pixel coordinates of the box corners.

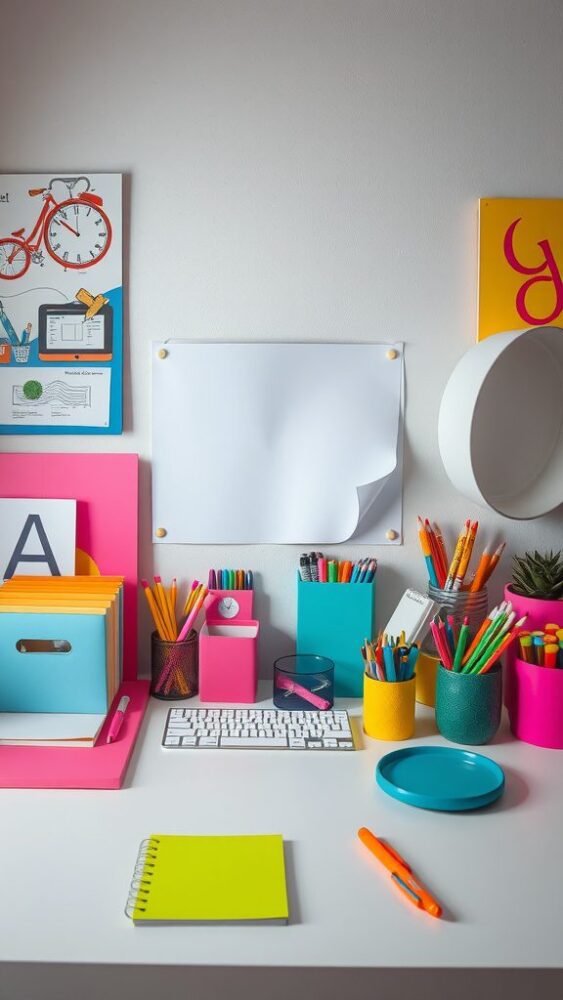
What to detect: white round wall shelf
<box><xmin>438</xmin><ymin>326</ymin><xmax>563</xmax><ymax>519</ymax></box>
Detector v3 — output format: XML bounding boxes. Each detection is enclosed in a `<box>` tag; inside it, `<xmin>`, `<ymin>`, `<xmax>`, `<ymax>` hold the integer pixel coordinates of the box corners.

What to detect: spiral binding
<box><xmin>125</xmin><ymin>837</ymin><xmax>161</xmax><ymax>919</ymax></box>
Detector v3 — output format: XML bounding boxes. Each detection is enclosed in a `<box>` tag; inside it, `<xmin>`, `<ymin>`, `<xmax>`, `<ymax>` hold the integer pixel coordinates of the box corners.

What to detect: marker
<box><xmin>382</xmin><ymin>636</ymin><xmax>397</xmax><ymax>681</ymax></box>
<box><xmin>327</xmin><ymin>560</ymin><xmax>338</xmax><ymax>583</ymax></box>
<box><xmin>106</xmin><ymin>695</ymin><xmax>130</xmax><ymax>744</ymax></box>
<box><xmin>309</xmin><ymin>553</ymin><xmax>319</xmax><ymax>582</ymax></box>
<box><xmin>533</xmin><ymin>635</ymin><xmax>544</xmax><ymax>666</ymax></box>
<box><xmin>518</xmin><ymin>634</ymin><xmax>533</xmax><ymax>663</ymax></box>
<box><xmin>358</xmin><ymin>827</ymin><xmax>442</xmax><ymax>918</ymax></box>
<box><xmin>300</xmin><ymin>555</ymin><xmax>312</xmax><ymax>582</ymax></box>
<box><xmin>208</xmin><ymin>569</ymin><xmax>217</xmax><ymax>590</ymax></box>
<box><xmin>245</xmin><ymin>570</ymin><xmax>253</xmax><ymax>590</ymax></box>
<box><xmin>545</xmin><ymin>644</ymin><xmax>559</xmax><ymax>668</ymax></box>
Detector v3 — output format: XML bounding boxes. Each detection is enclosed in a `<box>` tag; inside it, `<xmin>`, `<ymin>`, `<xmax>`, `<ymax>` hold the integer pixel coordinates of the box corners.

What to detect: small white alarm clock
<box><xmin>216</xmin><ymin>596</ymin><xmax>240</xmax><ymax>619</ymax></box>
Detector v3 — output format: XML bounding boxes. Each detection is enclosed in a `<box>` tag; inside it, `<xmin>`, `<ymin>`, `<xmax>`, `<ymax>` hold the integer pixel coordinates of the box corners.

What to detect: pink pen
<box><xmin>276</xmin><ymin>674</ymin><xmax>331</xmax><ymax>710</ymax></box>
<box><xmin>318</xmin><ymin>558</ymin><xmax>327</xmax><ymax>583</ymax></box>
<box><xmin>106</xmin><ymin>695</ymin><xmax>130</xmax><ymax>744</ymax></box>
<box><xmin>177</xmin><ymin>592</ymin><xmax>215</xmax><ymax>642</ymax></box>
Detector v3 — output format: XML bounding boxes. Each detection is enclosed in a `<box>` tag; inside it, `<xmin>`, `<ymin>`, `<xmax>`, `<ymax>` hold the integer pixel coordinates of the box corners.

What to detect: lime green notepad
<box><xmin>126</xmin><ymin>834</ymin><xmax>289</xmax><ymax>924</ymax></box>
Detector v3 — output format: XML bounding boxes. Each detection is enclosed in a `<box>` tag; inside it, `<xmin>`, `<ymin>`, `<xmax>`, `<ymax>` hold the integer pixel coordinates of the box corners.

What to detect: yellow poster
<box><xmin>478</xmin><ymin>198</ymin><xmax>563</xmax><ymax>340</ymax></box>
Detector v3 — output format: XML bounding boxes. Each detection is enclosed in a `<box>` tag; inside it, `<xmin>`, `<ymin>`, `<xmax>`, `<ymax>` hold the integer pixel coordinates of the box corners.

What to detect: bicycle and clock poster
<box><xmin>0</xmin><ymin>173</ymin><xmax>122</xmax><ymax>433</ymax></box>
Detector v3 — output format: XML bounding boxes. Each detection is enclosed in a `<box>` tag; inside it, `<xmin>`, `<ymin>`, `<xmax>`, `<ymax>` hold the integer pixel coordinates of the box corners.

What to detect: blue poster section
<box><xmin>0</xmin><ymin>286</ymin><xmax>122</xmax><ymax>435</ymax></box>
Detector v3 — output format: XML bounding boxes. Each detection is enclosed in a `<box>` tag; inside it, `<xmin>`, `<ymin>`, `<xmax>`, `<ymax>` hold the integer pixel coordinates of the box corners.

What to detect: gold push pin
<box><xmin>155</xmin><ymin>527</ymin><xmax>167</xmax><ymax>538</ymax></box>
<box><xmin>386</xmin><ymin>349</ymin><xmax>399</xmax><ymax>361</ymax></box>
<box><xmin>158</xmin><ymin>348</ymin><xmax>168</xmax><ymax>359</ymax></box>
<box><xmin>386</xmin><ymin>529</ymin><xmax>399</xmax><ymax>541</ymax></box>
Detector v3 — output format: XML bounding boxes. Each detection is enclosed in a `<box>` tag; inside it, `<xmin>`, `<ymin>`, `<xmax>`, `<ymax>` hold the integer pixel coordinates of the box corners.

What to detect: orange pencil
<box><xmin>470</xmin><ymin>547</ymin><xmax>491</xmax><ymax>593</ymax></box>
<box><xmin>141</xmin><ymin>579</ymin><xmax>169</xmax><ymax>641</ymax></box>
<box><xmin>444</xmin><ymin>520</ymin><xmax>470</xmax><ymax>590</ymax></box>
<box><xmin>452</xmin><ymin>521</ymin><xmax>478</xmax><ymax>591</ymax></box>
<box><xmin>432</xmin><ymin>522</ymin><xmax>449</xmax><ymax>579</ymax></box>
<box><xmin>154</xmin><ymin>576</ymin><xmax>176</xmax><ymax>639</ymax></box>
<box><xmin>167</xmin><ymin>578</ymin><xmax>178</xmax><ymax>638</ymax></box>
<box><xmin>425</xmin><ymin>520</ymin><xmax>446</xmax><ymax>588</ymax></box>
<box><xmin>184</xmin><ymin>582</ymin><xmax>202</xmax><ymax>615</ymax></box>
<box><xmin>482</xmin><ymin>542</ymin><xmax>506</xmax><ymax>585</ymax></box>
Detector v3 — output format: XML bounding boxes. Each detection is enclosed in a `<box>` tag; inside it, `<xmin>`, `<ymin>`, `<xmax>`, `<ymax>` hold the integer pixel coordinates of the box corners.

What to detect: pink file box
<box><xmin>199</xmin><ymin>621</ymin><xmax>259</xmax><ymax>703</ymax></box>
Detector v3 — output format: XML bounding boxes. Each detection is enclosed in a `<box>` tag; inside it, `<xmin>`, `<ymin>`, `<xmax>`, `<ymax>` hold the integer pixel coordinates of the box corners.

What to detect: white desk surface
<box><xmin>0</xmin><ymin>684</ymin><xmax>561</xmax><ymax>971</ymax></box>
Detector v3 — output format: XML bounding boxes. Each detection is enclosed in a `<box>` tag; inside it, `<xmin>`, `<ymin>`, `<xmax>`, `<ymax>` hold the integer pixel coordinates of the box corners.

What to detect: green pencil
<box><xmin>453</xmin><ymin>616</ymin><xmax>470</xmax><ymax>672</ymax></box>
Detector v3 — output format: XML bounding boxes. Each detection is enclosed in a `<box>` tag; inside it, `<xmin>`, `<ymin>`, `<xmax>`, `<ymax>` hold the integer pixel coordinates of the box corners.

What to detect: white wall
<box><xmin>2</xmin><ymin>0</ymin><xmax>563</xmax><ymax>675</ymax></box>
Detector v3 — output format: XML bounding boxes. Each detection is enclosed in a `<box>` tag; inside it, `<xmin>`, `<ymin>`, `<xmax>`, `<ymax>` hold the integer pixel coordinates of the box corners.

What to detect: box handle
<box><xmin>16</xmin><ymin>639</ymin><xmax>72</xmax><ymax>653</ymax></box>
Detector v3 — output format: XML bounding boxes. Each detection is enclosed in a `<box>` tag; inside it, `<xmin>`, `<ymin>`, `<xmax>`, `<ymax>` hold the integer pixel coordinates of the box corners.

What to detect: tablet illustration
<box><xmin>38</xmin><ymin>302</ymin><xmax>113</xmax><ymax>361</ymax></box>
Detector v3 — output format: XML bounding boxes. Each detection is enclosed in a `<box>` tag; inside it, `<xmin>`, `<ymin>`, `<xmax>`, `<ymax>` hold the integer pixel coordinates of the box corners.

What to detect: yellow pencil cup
<box><xmin>415</xmin><ymin>650</ymin><xmax>440</xmax><ymax>707</ymax></box>
<box><xmin>363</xmin><ymin>672</ymin><xmax>416</xmax><ymax>741</ymax></box>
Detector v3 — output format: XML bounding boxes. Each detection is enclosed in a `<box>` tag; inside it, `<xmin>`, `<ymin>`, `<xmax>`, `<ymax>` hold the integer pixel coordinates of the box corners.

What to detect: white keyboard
<box><xmin>162</xmin><ymin>708</ymin><xmax>356</xmax><ymax>750</ymax></box>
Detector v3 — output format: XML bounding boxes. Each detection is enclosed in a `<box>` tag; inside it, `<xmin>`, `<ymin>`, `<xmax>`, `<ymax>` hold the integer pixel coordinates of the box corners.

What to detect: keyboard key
<box><xmin>220</xmin><ymin>736</ymin><xmax>288</xmax><ymax>748</ymax></box>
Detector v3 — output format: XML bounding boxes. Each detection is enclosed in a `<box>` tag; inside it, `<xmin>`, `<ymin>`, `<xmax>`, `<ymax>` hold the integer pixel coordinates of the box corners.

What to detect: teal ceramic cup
<box><xmin>435</xmin><ymin>663</ymin><xmax>502</xmax><ymax>745</ymax></box>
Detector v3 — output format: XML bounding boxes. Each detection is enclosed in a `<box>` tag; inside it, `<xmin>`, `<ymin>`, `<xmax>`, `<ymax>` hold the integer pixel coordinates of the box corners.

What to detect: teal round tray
<box><xmin>376</xmin><ymin>746</ymin><xmax>505</xmax><ymax>811</ymax></box>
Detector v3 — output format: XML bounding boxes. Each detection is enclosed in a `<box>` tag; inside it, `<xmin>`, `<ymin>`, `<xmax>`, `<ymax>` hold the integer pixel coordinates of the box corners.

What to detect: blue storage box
<box><xmin>296</xmin><ymin>574</ymin><xmax>375</xmax><ymax>697</ymax></box>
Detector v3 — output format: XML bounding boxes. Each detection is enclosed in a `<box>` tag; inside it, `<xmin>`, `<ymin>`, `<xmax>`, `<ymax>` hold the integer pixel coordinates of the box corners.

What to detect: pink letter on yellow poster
<box><xmin>478</xmin><ymin>198</ymin><xmax>563</xmax><ymax>341</ymax></box>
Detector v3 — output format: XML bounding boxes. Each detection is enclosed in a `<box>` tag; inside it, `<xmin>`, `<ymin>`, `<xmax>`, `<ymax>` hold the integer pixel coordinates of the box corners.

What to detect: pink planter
<box><xmin>503</xmin><ymin>585</ymin><xmax>563</xmax><ymax>704</ymax></box>
<box><xmin>508</xmin><ymin>656</ymin><xmax>563</xmax><ymax>749</ymax></box>
<box><xmin>503</xmin><ymin>585</ymin><xmax>563</xmax><ymax>748</ymax></box>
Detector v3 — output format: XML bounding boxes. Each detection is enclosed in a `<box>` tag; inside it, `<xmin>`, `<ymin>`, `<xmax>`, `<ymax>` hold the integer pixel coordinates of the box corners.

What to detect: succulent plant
<box><xmin>512</xmin><ymin>550</ymin><xmax>563</xmax><ymax>601</ymax></box>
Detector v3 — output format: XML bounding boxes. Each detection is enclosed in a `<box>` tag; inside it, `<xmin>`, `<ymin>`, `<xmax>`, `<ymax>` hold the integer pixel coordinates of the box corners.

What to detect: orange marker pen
<box><xmin>357</xmin><ymin>827</ymin><xmax>442</xmax><ymax>918</ymax></box>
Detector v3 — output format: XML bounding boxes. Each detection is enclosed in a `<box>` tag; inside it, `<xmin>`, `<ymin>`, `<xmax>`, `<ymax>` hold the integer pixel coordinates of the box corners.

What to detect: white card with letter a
<box><xmin>0</xmin><ymin>498</ymin><xmax>76</xmax><ymax>579</ymax></box>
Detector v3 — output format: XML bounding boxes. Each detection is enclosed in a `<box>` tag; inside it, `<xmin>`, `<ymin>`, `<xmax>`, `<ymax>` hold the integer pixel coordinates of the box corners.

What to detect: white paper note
<box><xmin>152</xmin><ymin>342</ymin><xmax>403</xmax><ymax>544</ymax></box>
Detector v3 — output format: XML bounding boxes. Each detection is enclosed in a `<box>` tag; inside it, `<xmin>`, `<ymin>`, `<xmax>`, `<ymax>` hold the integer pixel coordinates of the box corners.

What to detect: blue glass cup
<box><xmin>273</xmin><ymin>654</ymin><xmax>334</xmax><ymax>711</ymax></box>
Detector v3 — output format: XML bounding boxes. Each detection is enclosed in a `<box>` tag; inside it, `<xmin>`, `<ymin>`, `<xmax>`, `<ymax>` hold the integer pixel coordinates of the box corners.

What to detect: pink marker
<box><xmin>106</xmin><ymin>695</ymin><xmax>130</xmax><ymax>744</ymax></box>
<box><xmin>276</xmin><ymin>674</ymin><xmax>331</xmax><ymax>710</ymax></box>
<box><xmin>177</xmin><ymin>592</ymin><xmax>215</xmax><ymax>642</ymax></box>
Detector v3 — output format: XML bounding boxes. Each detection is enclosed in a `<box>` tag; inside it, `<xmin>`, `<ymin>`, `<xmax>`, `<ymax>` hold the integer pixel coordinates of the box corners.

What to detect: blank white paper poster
<box><xmin>152</xmin><ymin>342</ymin><xmax>403</xmax><ymax>544</ymax></box>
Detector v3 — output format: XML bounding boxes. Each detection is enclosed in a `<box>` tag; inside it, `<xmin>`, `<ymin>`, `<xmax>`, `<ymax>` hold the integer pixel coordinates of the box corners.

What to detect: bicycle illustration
<box><xmin>0</xmin><ymin>176</ymin><xmax>112</xmax><ymax>280</ymax></box>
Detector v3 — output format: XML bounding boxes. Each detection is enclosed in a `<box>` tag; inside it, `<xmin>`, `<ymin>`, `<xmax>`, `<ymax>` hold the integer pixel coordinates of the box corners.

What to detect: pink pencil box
<box><xmin>199</xmin><ymin>620</ymin><xmax>259</xmax><ymax>703</ymax></box>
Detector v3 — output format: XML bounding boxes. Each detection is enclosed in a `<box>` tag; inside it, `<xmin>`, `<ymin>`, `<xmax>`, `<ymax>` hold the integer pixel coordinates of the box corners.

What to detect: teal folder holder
<box><xmin>296</xmin><ymin>574</ymin><xmax>375</xmax><ymax>697</ymax></box>
<box><xmin>0</xmin><ymin>611</ymin><xmax>109</xmax><ymax>713</ymax></box>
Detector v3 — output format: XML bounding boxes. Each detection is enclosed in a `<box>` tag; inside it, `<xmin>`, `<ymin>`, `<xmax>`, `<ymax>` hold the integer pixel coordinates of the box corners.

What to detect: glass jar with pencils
<box><xmin>151</xmin><ymin>630</ymin><xmax>199</xmax><ymax>700</ymax></box>
<box><xmin>427</xmin><ymin>585</ymin><xmax>489</xmax><ymax>634</ymax></box>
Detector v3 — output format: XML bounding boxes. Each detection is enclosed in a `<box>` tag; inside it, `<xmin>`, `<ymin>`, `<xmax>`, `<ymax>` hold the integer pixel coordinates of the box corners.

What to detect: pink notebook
<box><xmin>0</xmin><ymin>681</ymin><xmax>150</xmax><ymax>789</ymax></box>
